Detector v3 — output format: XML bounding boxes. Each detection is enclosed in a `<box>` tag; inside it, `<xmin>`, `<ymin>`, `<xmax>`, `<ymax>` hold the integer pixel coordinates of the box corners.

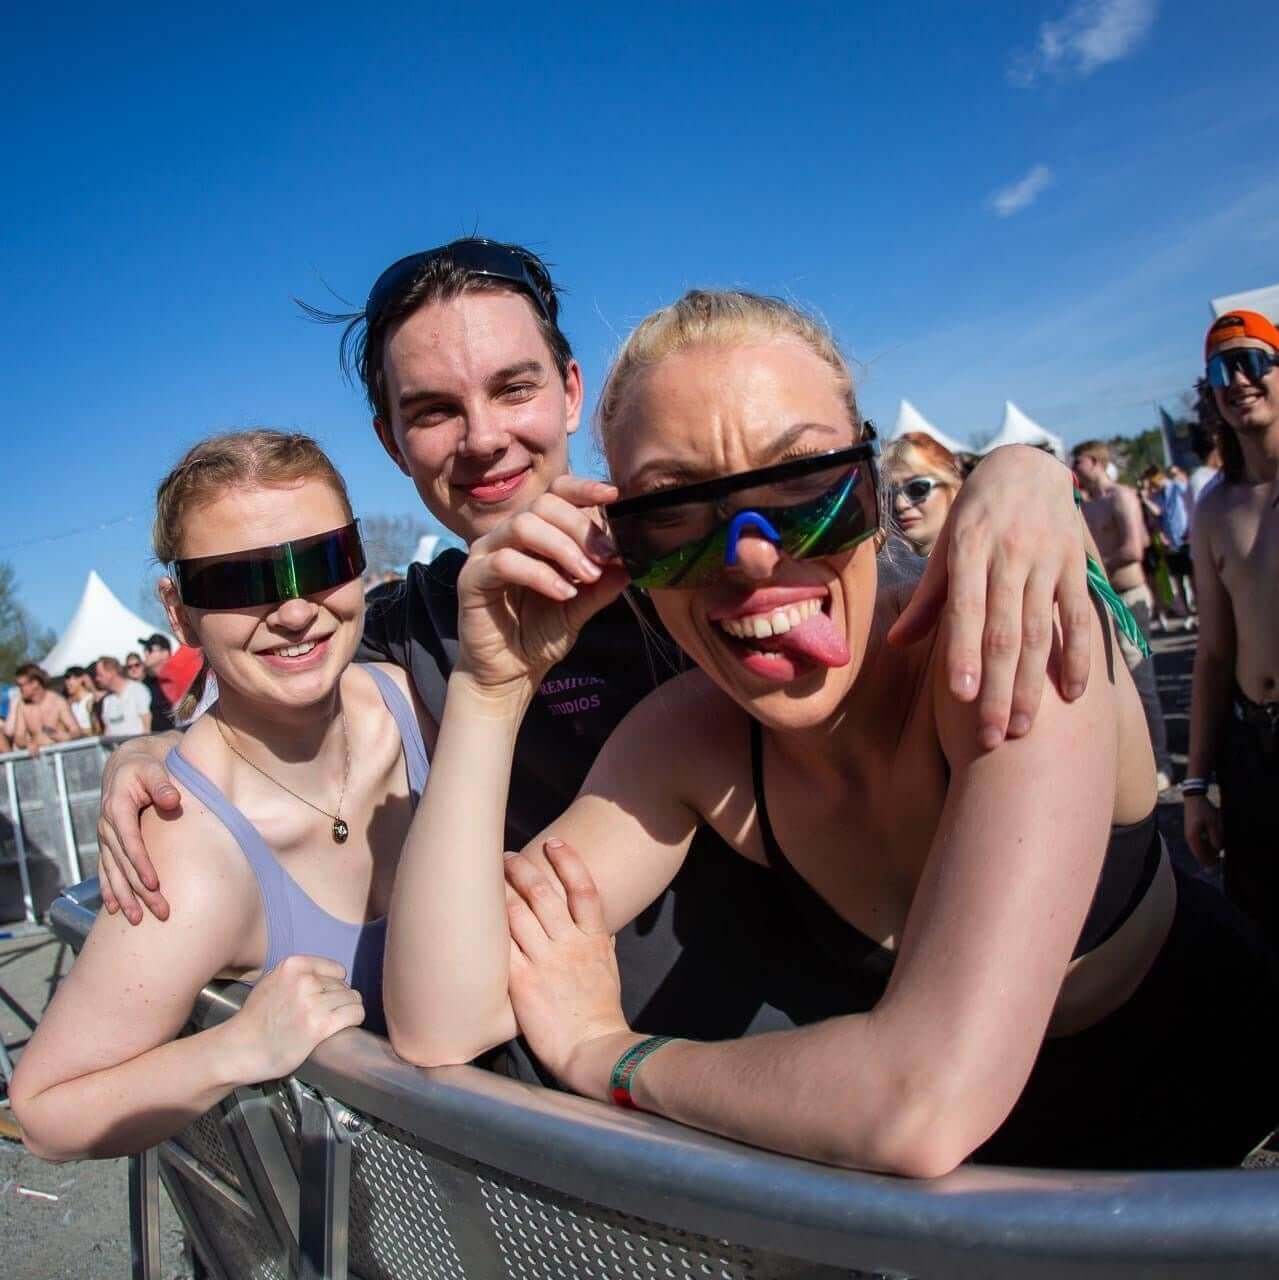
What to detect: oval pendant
<box><xmin>332</xmin><ymin>818</ymin><xmax>350</xmax><ymax>844</ymax></box>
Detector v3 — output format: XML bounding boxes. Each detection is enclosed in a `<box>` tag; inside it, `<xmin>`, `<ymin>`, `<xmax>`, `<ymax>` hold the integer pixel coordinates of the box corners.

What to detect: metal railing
<box><xmin>46</xmin><ymin>879</ymin><xmax>1279</xmax><ymax>1280</ymax></box>
<box><xmin>0</xmin><ymin>737</ymin><xmax>112</xmax><ymax>924</ymax></box>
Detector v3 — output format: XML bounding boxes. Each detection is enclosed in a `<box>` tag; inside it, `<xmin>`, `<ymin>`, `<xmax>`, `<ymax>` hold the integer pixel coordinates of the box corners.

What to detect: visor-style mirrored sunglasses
<box><xmin>1207</xmin><ymin>348</ymin><xmax>1279</xmax><ymax>388</ymax></box>
<box><xmin>366</xmin><ymin>239</ymin><xmax>554</xmax><ymax>328</ymax></box>
<box><xmin>892</xmin><ymin>476</ymin><xmax>938</xmax><ymax>505</ymax></box>
<box><xmin>173</xmin><ymin>522</ymin><xmax>366</xmax><ymax>610</ymax></box>
<box><xmin>605</xmin><ymin>439</ymin><xmax>880</xmax><ymax>590</ymax></box>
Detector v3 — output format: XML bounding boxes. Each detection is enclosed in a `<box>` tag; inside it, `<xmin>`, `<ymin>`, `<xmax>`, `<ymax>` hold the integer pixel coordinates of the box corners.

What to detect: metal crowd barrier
<box><xmin>0</xmin><ymin>737</ymin><xmax>111</xmax><ymax>924</ymax></box>
<box><xmin>46</xmin><ymin>879</ymin><xmax>1279</xmax><ymax>1280</ymax></box>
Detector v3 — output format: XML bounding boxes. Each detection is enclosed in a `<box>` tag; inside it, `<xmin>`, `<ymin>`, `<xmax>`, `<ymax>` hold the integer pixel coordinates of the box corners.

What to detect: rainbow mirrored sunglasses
<box><xmin>172</xmin><ymin>522</ymin><xmax>366</xmax><ymax>610</ymax></box>
<box><xmin>605</xmin><ymin>435</ymin><xmax>880</xmax><ymax>590</ymax></box>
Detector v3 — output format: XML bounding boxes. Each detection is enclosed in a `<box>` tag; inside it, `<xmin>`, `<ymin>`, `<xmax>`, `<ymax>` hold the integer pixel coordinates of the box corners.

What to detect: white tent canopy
<box><xmin>1210</xmin><ymin>284</ymin><xmax>1279</xmax><ymax>320</ymax></box>
<box><xmin>980</xmin><ymin>401</ymin><xmax>1066</xmax><ymax>462</ymax></box>
<box><xmin>888</xmin><ymin>399</ymin><xmax>970</xmax><ymax>457</ymax></box>
<box><xmin>41</xmin><ymin>571</ymin><xmax>175</xmax><ymax>675</ymax></box>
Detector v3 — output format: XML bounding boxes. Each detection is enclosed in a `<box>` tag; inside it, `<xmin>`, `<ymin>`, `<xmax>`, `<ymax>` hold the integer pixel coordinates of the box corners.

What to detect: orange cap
<box><xmin>1205</xmin><ymin>309</ymin><xmax>1279</xmax><ymax>359</ymax></box>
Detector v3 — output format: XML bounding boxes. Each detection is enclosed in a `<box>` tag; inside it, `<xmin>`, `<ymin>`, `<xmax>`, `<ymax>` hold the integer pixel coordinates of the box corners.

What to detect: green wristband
<box><xmin>609</xmin><ymin>1035</ymin><xmax>676</xmax><ymax>1110</ymax></box>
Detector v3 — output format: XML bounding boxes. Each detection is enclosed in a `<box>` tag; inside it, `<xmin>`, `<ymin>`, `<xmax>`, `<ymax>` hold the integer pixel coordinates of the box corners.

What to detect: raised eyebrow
<box><xmin>487</xmin><ymin>359</ymin><xmax>546</xmax><ymax>391</ymax></box>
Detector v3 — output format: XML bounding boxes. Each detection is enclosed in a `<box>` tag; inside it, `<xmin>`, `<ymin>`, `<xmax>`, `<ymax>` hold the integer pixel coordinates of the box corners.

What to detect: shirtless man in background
<box><xmin>1073</xmin><ymin>441</ymin><xmax>1172</xmax><ymax>791</ymax></box>
<box><xmin>6</xmin><ymin>664</ymin><xmax>83</xmax><ymax>755</ymax></box>
<box><xmin>1185</xmin><ymin>310</ymin><xmax>1279</xmax><ymax>946</ymax></box>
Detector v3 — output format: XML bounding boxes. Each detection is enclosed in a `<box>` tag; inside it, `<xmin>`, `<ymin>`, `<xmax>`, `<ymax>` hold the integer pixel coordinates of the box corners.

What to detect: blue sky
<box><xmin>5</xmin><ymin>1</ymin><xmax>1278</xmax><ymax>637</ymax></box>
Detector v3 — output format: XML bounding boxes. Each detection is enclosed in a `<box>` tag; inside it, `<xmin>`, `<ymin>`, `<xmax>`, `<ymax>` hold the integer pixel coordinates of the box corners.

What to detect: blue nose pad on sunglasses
<box><xmin>724</xmin><ymin>510</ymin><xmax>783</xmax><ymax>568</ymax></box>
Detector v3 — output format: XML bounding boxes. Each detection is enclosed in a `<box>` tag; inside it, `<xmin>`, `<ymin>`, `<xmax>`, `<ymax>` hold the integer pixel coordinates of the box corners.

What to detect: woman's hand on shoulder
<box><xmin>455</xmin><ymin>476</ymin><xmax>629</xmax><ymax>694</ymax></box>
<box><xmin>889</xmin><ymin>444</ymin><xmax>1091</xmax><ymax>751</ymax></box>
<box><xmin>219</xmin><ymin>955</ymin><xmax>365</xmax><ymax>1083</ymax></box>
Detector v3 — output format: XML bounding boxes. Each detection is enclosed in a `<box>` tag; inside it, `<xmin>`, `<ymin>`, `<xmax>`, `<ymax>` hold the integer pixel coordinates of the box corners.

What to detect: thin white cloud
<box><xmin>1010</xmin><ymin>0</ymin><xmax>1158</xmax><ymax>86</ymax></box>
<box><xmin>852</xmin><ymin>172</ymin><xmax>1279</xmax><ymax>449</ymax></box>
<box><xmin>988</xmin><ymin>164</ymin><xmax>1054</xmax><ymax>217</ymax></box>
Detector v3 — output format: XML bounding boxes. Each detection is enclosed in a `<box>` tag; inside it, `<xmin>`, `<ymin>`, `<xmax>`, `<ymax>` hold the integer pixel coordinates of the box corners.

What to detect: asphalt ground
<box><xmin>0</xmin><ymin>930</ymin><xmax>193</xmax><ymax>1279</ymax></box>
<box><xmin>0</xmin><ymin>629</ymin><xmax>1262</xmax><ymax>1278</ymax></box>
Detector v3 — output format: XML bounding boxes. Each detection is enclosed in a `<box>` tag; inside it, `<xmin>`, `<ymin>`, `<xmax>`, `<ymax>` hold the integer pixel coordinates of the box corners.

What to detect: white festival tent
<box><xmin>41</xmin><ymin>571</ymin><xmax>176</xmax><ymax>674</ymax></box>
<box><xmin>979</xmin><ymin>401</ymin><xmax>1066</xmax><ymax>462</ymax></box>
<box><xmin>1210</xmin><ymin>284</ymin><xmax>1279</xmax><ymax>321</ymax></box>
<box><xmin>888</xmin><ymin>400</ymin><xmax>971</xmax><ymax>457</ymax></box>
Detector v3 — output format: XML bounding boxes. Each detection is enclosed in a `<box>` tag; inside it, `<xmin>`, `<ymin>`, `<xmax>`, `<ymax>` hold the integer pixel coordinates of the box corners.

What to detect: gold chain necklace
<box><xmin>214</xmin><ymin>710</ymin><xmax>352</xmax><ymax>844</ymax></box>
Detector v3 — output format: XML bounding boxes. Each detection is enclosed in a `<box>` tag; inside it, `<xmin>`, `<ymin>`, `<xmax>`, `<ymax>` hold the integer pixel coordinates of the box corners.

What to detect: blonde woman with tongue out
<box><xmin>385</xmin><ymin>291</ymin><xmax>1279</xmax><ymax>1175</ymax></box>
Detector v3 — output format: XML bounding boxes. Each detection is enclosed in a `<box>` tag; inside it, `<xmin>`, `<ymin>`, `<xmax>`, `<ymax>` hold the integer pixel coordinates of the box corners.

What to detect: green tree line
<box><xmin>0</xmin><ymin>562</ymin><xmax>55</xmax><ymax>683</ymax></box>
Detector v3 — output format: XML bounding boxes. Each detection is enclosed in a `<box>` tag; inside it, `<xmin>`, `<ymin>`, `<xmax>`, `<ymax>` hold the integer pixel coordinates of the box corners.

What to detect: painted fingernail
<box><xmin>1008</xmin><ymin>713</ymin><xmax>1031</xmax><ymax>736</ymax></box>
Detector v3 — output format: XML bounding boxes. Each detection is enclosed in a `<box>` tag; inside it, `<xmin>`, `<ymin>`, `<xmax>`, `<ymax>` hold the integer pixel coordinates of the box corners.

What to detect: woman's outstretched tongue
<box><xmin>768</xmin><ymin>610</ymin><xmax>850</xmax><ymax>669</ymax></box>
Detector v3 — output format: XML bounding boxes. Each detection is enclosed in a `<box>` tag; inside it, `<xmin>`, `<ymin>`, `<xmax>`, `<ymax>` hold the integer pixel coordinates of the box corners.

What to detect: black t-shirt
<box><xmin>143</xmin><ymin>673</ymin><xmax>175</xmax><ymax>732</ymax></box>
<box><xmin>357</xmin><ymin>554</ymin><xmax>836</xmax><ymax>1064</ymax></box>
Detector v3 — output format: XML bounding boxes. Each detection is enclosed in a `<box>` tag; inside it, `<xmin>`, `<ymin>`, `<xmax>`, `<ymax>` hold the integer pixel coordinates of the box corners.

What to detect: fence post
<box><xmin>51</xmin><ymin>751</ymin><xmax>83</xmax><ymax>885</ymax></box>
<box><xmin>4</xmin><ymin>759</ymin><xmax>35</xmax><ymax>923</ymax></box>
<box><xmin>129</xmin><ymin>1148</ymin><xmax>161</xmax><ymax>1280</ymax></box>
<box><xmin>296</xmin><ymin>1084</ymin><xmax>355</xmax><ymax>1280</ymax></box>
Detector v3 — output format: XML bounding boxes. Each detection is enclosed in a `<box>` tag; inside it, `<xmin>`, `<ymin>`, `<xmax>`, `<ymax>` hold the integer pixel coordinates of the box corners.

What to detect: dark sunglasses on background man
<box><xmin>172</xmin><ymin>523</ymin><xmax>366</xmax><ymax>611</ymax></box>
<box><xmin>605</xmin><ymin>431</ymin><xmax>880</xmax><ymax>590</ymax></box>
<box><xmin>365</xmin><ymin>239</ymin><xmax>555</xmax><ymax>329</ymax></box>
<box><xmin>1206</xmin><ymin>347</ymin><xmax>1279</xmax><ymax>388</ymax></box>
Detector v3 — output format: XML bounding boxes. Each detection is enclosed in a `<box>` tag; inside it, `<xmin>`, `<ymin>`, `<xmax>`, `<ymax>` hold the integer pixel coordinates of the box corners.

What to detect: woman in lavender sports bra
<box><xmin>12</xmin><ymin>430</ymin><xmax>434</xmax><ymax>1162</ymax></box>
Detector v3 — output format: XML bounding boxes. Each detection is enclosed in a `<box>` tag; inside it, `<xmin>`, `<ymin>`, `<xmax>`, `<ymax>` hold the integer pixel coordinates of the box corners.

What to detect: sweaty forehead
<box><xmin>609</xmin><ymin>339</ymin><xmax>852</xmax><ymax>486</ymax></box>
<box><xmin>383</xmin><ymin>291</ymin><xmax>551</xmax><ymax>399</ymax></box>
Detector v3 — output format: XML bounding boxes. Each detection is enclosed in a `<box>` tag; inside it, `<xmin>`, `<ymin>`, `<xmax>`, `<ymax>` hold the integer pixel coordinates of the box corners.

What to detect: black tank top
<box><xmin>748</xmin><ymin>720</ymin><xmax>1162</xmax><ymax>997</ymax></box>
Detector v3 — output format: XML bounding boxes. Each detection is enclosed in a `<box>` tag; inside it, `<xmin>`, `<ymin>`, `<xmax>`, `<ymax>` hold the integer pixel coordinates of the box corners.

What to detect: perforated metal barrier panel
<box><xmin>46</xmin><ymin>882</ymin><xmax>1279</xmax><ymax>1280</ymax></box>
<box><xmin>347</xmin><ymin>1124</ymin><xmax>467</xmax><ymax>1280</ymax></box>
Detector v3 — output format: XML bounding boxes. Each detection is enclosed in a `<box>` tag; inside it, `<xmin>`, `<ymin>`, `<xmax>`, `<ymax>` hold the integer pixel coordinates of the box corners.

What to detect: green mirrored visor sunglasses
<box><xmin>173</xmin><ymin>522</ymin><xmax>366</xmax><ymax>610</ymax></box>
<box><xmin>605</xmin><ymin>441</ymin><xmax>880</xmax><ymax>589</ymax></box>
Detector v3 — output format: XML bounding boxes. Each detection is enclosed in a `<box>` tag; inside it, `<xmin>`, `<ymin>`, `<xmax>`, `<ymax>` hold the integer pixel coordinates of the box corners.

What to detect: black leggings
<box><xmin>975</xmin><ymin>870</ymin><xmax>1279</xmax><ymax>1169</ymax></box>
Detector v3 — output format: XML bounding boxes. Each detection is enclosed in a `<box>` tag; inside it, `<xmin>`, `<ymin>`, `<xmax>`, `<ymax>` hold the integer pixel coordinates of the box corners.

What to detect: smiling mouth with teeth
<box><xmin>717</xmin><ymin>598</ymin><xmax>823</xmax><ymax>640</ymax></box>
<box><xmin>271</xmin><ymin>641</ymin><xmax>317</xmax><ymax>659</ymax></box>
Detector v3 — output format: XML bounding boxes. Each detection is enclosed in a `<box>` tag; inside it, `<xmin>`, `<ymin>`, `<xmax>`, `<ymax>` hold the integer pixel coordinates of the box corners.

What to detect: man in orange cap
<box><xmin>1184</xmin><ymin>309</ymin><xmax>1279</xmax><ymax>945</ymax></box>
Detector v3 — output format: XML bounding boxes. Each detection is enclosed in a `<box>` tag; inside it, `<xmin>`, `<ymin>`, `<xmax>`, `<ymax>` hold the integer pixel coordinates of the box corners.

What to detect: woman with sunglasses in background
<box><xmin>883</xmin><ymin>432</ymin><xmax>965</xmax><ymax>558</ymax></box>
<box><xmin>386</xmin><ymin>290</ymin><xmax>1278</xmax><ymax>1174</ymax></box>
<box><xmin>11</xmin><ymin>430</ymin><xmax>434</xmax><ymax>1161</ymax></box>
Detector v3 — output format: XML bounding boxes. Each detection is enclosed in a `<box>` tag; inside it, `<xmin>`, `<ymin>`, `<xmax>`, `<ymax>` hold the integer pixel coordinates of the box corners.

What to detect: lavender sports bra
<box><xmin>165</xmin><ymin>665</ymin><xmax>428</xmax><ymax>1035</ymax></box>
